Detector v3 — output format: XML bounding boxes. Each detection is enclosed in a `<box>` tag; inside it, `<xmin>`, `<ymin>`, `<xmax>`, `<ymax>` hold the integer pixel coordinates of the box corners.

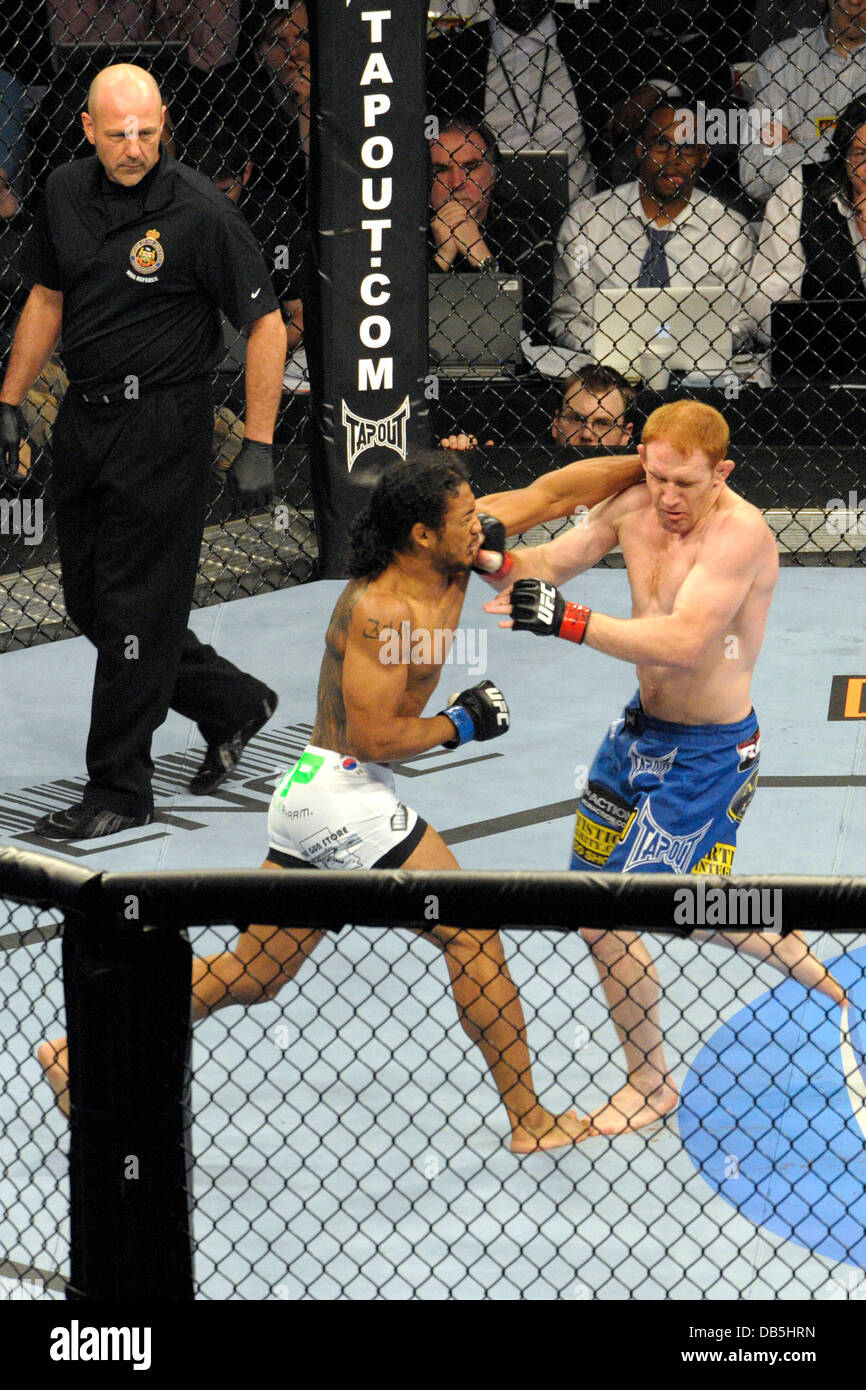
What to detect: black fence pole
<box><xmin>306</xmin><ymin>0</ymin><xmax>430</xmax><ymax>576</ymax></box>
<box><xmin>64</xmin><ymin>910</ymin><xmax>194</xmax><ymax>1300</ymax></box>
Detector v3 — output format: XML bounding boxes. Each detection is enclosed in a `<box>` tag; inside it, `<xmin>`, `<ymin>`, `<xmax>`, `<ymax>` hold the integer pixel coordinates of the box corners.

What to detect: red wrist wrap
<box><xmin>480</xmin><ymin>551</ymin><xmax>514</xmax><ymax>586</ymax></box>
<box><xmin>558</xmin><ymin>602</ymin><xmax>591</xmax><ymax>644</ymax></box>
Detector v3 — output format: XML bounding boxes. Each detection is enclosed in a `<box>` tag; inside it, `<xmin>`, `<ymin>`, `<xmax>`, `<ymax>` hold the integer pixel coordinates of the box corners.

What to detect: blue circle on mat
<box><xmin>679</xmin><ymin>948</ymin><xmax>866</xmax><ymax>1268</ymax></box>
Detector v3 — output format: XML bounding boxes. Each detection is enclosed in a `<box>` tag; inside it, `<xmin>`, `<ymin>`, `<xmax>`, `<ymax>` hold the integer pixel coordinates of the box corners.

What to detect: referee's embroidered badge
<box><xmin>129</xmin><ymin>230</ymin><xmax>164</xmax><ymax>275</ymax></box>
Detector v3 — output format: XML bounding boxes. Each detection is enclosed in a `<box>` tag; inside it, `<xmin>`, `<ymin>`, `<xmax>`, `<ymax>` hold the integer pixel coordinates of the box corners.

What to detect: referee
<box><xmin>0</xmin><ymin>65</ymin><xmax>287</xmax><ymax>840</ymax></box>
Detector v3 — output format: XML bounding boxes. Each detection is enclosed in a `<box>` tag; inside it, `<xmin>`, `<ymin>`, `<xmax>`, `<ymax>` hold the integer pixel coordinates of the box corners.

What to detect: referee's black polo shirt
<box><xmin>20</xmin><ymin>149</ymin><xmax>280</xmax><ymax>401</ymax></box>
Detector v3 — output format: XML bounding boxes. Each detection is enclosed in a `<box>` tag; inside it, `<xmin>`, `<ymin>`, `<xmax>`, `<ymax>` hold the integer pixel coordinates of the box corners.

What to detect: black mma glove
<box><xmin>228</xmin><ymin>440</ymin><xmax>274</xmax><ymax>511</ymax></box>
<box><xmin>440</xmin><ymin>679</ymin><xmax>510</xmax><ymax>748</ymax></box>
<box><xmin>0</xmin><ymin>403</ymin><xmax>24</xmax><ymax>484</ymax></box>
<box><xmin>472</xmin><ymin>511</ymin><xmax>514</xmax><ymax>585</ymax></box>
<box><xmin>511</xmin><ymin>578</ymin><xmax>591</xmax><ymax>644</ymax></box>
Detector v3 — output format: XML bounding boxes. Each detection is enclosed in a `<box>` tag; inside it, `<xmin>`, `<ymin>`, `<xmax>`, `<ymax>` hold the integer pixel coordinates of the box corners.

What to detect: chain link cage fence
<box><xmin>425</xmin><ymin>0</ymin><xmax>866</xmax><ymax>563</ymax></box>
<box><xmin>1</xmin><ymin>2</ymin><xmax>865</xmax><ymax>651</ymax></box>
<box><xmin>0</xmin><ymin>0</ymin><xmax>320</xmax><ymax>654</ymax></box>
<box><xmin>2</xmin><ymin>855</ymin><xmax>866</xmax><ymax>1302</ymax></box>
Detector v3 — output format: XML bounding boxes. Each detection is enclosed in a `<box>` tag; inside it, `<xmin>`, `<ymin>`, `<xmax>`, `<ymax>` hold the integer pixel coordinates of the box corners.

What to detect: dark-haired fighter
<box><xmin>39</xmin><ymin>458</ymin><xmax>589</xmax><ymax>1152</ymax></box>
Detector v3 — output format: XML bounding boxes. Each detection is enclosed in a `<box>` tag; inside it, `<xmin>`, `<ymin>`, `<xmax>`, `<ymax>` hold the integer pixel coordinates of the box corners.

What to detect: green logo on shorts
<box><xmin>277</xmin><ymin>750</ymin><xmax>324</xmax><ymax>797</ymax></box>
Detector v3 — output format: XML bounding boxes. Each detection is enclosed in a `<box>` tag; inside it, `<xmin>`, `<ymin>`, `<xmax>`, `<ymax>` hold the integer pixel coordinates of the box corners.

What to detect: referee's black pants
<box><xmin>51</xmin><ymin>379</ymin><xmax>273</xmax><ymax>817</ymax></box>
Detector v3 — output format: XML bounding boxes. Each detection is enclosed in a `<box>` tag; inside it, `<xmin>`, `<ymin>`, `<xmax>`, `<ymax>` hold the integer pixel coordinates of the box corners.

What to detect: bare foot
<box><xmin>510</xmin><ymin>1109</ymin><xmax>592</xmax><ymax>1153</ymax></box>
<box><xmin>37</xmin><ymin>1037</ymin><xmax>70</xmax><ymax>1118</ymax></box>
<box><xmin>578</xmin><ymin>1081</ymin><xmax>679</xmax><ymax>1139</ymax></box>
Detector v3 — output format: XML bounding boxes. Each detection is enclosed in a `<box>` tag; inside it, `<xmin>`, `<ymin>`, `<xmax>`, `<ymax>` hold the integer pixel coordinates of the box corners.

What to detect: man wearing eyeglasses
<box><xmin>551</xmin><ymin>364</ymin><xmax>635</xmax><ymax>448</ymax></box>
<box><xmin>548</xmin><ymin>102</ymin><xmax>754</xmax><ymax>360</ymax></box>
<box><xmin>440</xmin><ymin>364</ymin><xmax>642</xmax><ymax>535</ymax></box>
<box><xmin>440</xmin><ymin>362</ymin><xmax>634</xmax><ymax>452</ymax></box>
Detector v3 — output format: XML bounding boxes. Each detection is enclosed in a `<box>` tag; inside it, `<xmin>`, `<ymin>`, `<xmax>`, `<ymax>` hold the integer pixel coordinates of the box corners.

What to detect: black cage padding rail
<box><xmin>0</xmin><ymin>845</ymin><xmax>95</xmax><ymax>909</ymax></box>
<box><xmin>7</xmin><ymin>848</ymin><xmax>866</xmax><ymax>932</ymax></box>
<box><xmin>98</xmin><ymin>867</ymin><xmax>866</xmax><ymax>933</ymax></box>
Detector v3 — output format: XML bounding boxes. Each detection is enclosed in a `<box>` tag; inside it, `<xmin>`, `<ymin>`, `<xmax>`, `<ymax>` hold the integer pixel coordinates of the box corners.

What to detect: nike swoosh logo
<box><xmin>251</xmin><ymin>287</ymin><xmax>261</xmax><ymax>299</ymax></box>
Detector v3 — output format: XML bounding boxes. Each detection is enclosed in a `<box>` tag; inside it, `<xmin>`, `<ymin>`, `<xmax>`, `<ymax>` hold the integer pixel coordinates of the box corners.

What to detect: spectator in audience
<box><xmin>45</xmin><ymin>0</ymin><xmax>241</xmax><ymax>74</ymax></box>
<box><xmin>187</xmin><ymin>130</ymin><xmax>306</xmax><ymax>352</ymax></box>
<box><xmin>750</xmin><ymin>0</ymin><xmax>825</xmax><ymax>55</ymax></box>
<box><xmin>549</xmin><ymin>363</ymin><xmax>636</xmax><ymax>447</ymax></box>
<box><xmin>593</xmin><ymin>1</ymin><xmax>754</xmax><ymax>198</ymax></box>
<box><xmin>244</xmin><ymin>3</ymin><xmax>310</xmax><ymax>211</ymax></box>
<box><xmin>187</xmin><ymin>128</ymin><xmax>309</xmax><ymax>465</ymax></box>
<box><xmin>430</xmin><ymin>113</ymin><xmax>555</xmax><ymax>336</ymax></box>
<box><xmin>436</xmin><ymin>363</ymin><xmax>642</xmax><ymax>532</ymax></box>
<box><xmin>440</xmin><ymin>362</ymin><xmax>636</xmax><ymax>451</ymax></box>
<box><xmin>427</xmin><ymin>0</ymin><xmax>594</xmax><ymax>199</ymax></box>
<box><xmin>548</xmin><ymin>102</ymin><xmax>754</xmax><ymax>362</ymax></box>
<box><xmin>740</xmin><ymin>0</ymin><xmax>866</xmax><ymax>201</ymax></box>
<box><xmin>0</xmin><ymin>67</ymin><xmax>26</xmax><ymax>202</ymax></box>
<box><xmin>743</xmin><ymin>93</ymin><xmax>866</xmax><ymax>339</ymax></box>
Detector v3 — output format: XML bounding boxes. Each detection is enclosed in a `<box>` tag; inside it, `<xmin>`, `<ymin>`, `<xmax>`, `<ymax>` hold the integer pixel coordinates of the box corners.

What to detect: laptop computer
<box><xmin>592</xmin><ymin>286</ymin><xmax>734</xmax><ymax>381</ymax></box>
<box><xmin>771</xmin><ymin>300</ymin><xmax>866</xmax><ymax>384</ymax></box>
<box><xmin>429</xmin><ymin>272</ymin><xmax>523</xmax><ymax>377</ymax></box>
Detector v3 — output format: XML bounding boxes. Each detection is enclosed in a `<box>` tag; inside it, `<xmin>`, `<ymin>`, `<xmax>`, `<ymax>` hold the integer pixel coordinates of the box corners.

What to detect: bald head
<box><xmin>87</xmin><ymin>63</ymin><xmax>162</xmax><ymax>116</ymax></box>
<box><xmin>82</xmin><ymin>64</ymin><xmax>166</xmax><ymax>187</ymax></box>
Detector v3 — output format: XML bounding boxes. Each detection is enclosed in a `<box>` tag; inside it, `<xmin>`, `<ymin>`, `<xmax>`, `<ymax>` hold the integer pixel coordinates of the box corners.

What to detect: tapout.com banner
<box><xmin>307</xmin><ymin>0</ymin><xmax>429</xmax><ymax>576</ymax></box>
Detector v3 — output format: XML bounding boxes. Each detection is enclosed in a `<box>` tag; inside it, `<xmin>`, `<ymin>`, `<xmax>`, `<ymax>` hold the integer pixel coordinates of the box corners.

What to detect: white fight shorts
<box><xmin>267</xmin><ymin>745</ymin><xmax>428</xmax><ymax>869</ymax></box>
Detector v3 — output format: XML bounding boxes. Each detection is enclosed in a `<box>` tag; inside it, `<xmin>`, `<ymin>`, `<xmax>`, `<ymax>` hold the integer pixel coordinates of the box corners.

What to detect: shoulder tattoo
<box><xmin>362</xmin><ymin>617</ymin><xmax>396</xmax><ymax>640</ymax></box>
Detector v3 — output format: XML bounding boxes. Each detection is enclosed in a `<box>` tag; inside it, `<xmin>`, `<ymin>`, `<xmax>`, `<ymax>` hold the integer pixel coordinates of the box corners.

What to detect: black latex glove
<box><xmin>228</xmin><ymin>440</ymin><xmax>274</xmax><ymax>511</ymax></box>
<box><xmin>0</xmin><ymin>403</ymin><xmax>24</xmax><ymax>483</ymax></box>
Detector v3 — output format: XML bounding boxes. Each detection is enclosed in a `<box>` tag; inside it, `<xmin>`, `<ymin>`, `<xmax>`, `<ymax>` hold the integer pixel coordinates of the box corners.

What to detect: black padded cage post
<box><xmin>0</xmin><ymin>847</ymin><xmax>195</xmax><ymax>1301</ymax></box>
<box><xmin>64</xmin><ymin>908</ymin><xmax>194</xmax><ymax>1302</ymax></box>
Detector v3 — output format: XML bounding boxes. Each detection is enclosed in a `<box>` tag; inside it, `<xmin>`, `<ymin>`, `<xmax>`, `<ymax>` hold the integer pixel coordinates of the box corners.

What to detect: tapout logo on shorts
<box><xmin>627</xmin><ymin>744</ymin><xmax>678</xmax><ymax>787</ymax></box>
<box><xmin>622</xmin><ymin>801</ymin><xmax>712</xmax><ymax>874</ymax></box>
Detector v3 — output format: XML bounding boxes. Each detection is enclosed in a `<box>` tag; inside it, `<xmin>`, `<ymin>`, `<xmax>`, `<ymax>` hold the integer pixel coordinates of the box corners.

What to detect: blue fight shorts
<box><xmin>570</xmin><ymin>694</ymin><xmax>760</xmax><ymax>875</ymax></box>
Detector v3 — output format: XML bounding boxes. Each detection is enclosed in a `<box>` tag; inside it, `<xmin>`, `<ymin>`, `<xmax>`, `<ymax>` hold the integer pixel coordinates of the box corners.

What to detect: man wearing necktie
<box><xmin>637</xmin><ymin>226</ymin><xmax>675</xmax><ymax>287</ymax></box>
<box><xmin>426</xmin><ymin>1</ymin><xmax>596</xmax><ymax>201</ymax></box>
<box><xmin>549</xmin><ymin>102</ymin><xmax>755</xmax><ymax>361</ymax></box>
